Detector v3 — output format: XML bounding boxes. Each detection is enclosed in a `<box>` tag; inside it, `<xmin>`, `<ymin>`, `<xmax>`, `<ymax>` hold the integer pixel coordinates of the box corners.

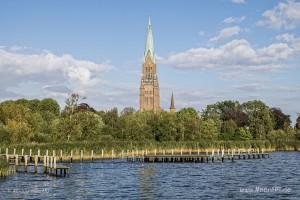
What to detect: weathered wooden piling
<box><xmin>60</xmin><ymin>150</ymin><xmax>63</xmax><ymax>161</ymax></box>
<box><xmin>70</xmin><ymin>150</ymin><xmax>73</xmax><ymax>163</ymax></box>
<box><xmin>24</xmin><ymin>155</ymin><xmax>28</xmax><ymax>172</ymax></box>
<box><xmin>91</xmin><ymin>150</ymin><xmax>94</xmax><ymax>160</ymax></box>
<box><xmin>34</xmin><ymin>155</ymin><xmax>38</xmax><ymax>173</ymax></box>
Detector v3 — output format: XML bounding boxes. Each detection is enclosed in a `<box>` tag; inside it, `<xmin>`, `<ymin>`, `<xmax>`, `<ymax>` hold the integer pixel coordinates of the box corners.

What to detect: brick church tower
<box><xmin>139</xmin><ymin>17</ymin><xmax>160</xmax><ymax>112</ymax></box>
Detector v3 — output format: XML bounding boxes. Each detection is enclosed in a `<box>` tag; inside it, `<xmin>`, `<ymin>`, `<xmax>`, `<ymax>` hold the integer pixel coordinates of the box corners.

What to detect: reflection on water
<box><xmin>0</xmin><ymin>152</ymin><xmax>300</xmax><ymax>199</ymax></box>
<box><xmin>139</xmin><ymin>165</ymin><xmax>156</xmax><ymax>200</ymax></box>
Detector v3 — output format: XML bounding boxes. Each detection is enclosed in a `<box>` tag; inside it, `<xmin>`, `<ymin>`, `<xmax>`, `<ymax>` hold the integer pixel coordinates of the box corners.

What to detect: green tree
<box><xmin>177</xmin><ymin>108</ymin><xmax>200</xmax><ymax>141</ymax></box>
<box><xmin>38</xmin><ymin>98</ymin><xmax>60</xmax><ymax>116</ymax></box>
<box><xmin>242</xmin><ymin>100</ymin><xmax>273</xmax><ymax>139</ymax></box>
<box><xmin>295</xmin><ymin>114</ymin><xmax>300</xmax><ymax>140</ymax></box>
<box><xmin>199</xmin><ymin>119</ymin><xmax>218</xmax><ymax>140</ymax></box>
<box><xmin>220</xmin><ymin>119</ymin><xmax>237</xmax><ymax>140</ymax></box>
<box><xmin>270</xmin><ymin>107</ymin><xmax>291</xmax><ymax>130</ymax></box>
<box><xmin>235</xmin><ymin>127</ymin><xmax>253</xmax><ymax>140</ymax></box>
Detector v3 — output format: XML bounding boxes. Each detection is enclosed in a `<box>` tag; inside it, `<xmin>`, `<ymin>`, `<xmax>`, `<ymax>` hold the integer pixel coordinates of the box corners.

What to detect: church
<box><xmin>139</xmin><ymin>17</ymin><xmax>175</xmax><ymax>113</ymax></box>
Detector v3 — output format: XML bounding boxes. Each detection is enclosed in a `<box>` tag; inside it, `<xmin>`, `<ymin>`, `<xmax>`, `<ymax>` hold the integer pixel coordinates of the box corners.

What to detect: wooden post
<box><xmin>43</xmin><ymin>155</ymin><xmax>47</xmax><ymax>173</ymax></box>
<box><xmin>46</xmin><ymin>156</ymin><xmax>50</xmax><ymax>173</ymax></box>
<box><xmin>112</xmin><ymin>149</ymin><xmax>114</xmax><ymax>159</ymax></box>
<box><xmin>221</xmin><ymin>149</ymin><xmax>224</xmax><ymax>158</ymax></box>
<box><xmin>206</xmin><ymin>149</ymin><xmax>208</xmax><ymax>156</ymax></box>
<box><xmin>197</xmin><ymin>149</ymin><xmax>200</xmax><ymax>156</ymax></box>
<box><xmin>53</xmin><ymin>150</ymin><xmax>56</xmax><ymax>157</ymax></box>
<box><xmin>80</xmin><ymin>150</ymin><xmax>83</xmax><ymax>161</ymax></box>
<box><xmin>121</xmin><ymin>150</ymin><xmax>124</xmax><ymax>159</ymax></box>
<box><xmin>29</xmin><ymin>149</ymin><xmax>32</xmax><ymax>157</ymax></box>
<box><xmin>34</xmin><ymin>155</ymin><xmax>38</xmax><ymax>173</ymax></box>
<box><xmin>13</xmin><ymin>148</ymin><xmax>16</xmax><ymax>156</ymax></box>
<box><xmin>38</xmin><ymin>149</ymin><xmax>40</xmax><ymax>157</ymax></box>
<box><xmin>15</xmin><ymin>154</ymin><xmax>19</xmax><ymax>172</ymax></box>
<box><xmin>24</xmin><ymin>155</ymin><xmax>28</xmax><ymax>172</ymax></box>
<box><xmin>91</xmin><ymin>150</ymin><xmax>94</xmax><ymax>160</ymax></box>
<box><xmin>154</xmin><ymin>149</ymin><xmax>157</xmax><ymax>156</ymax></box>
<box><xmin>172</xmin><ymin>149</ymin><xmax>174</xmax><ymax>155</ymax></box>
<box><xmin>70</xmin><ymin>150</ymin><xmax>73</xmax><ymax>163</ymax></box>
<box><xmin>180</xmin><ymin>149</ymin><xmax>183</xmax><ymax>156</ymax></box>
<box><xmin>46</xmin><ymin>149</ymin><xmax>49</xmax><ymax>157</ymax></box>
<box><xmin>6</xmin><ymin>148</ymin><xmax>9</xmax><ymax>162</ymax></box>
<box><xmin>101</xmin><ymin>149</ymin><xmax>104</xmax><ymax>158</ymax></box>
<box><xmin>50</xmin><ymin>156</ymin><xmax>53</xmax><ymax>173</ymax></box>
<box><xmin>21</xmin><ymin>148</ymin><xmax>24</xmax><ymax>156</ymax></box>
<box><xmin>132</xmin><ymin>150</ymin><xmax>134</xmax><ymax>161</ymax></box>
<box><xmin>145</xmin><ymin>149</ymin><xmax>148</xmax><ymax>155</ymax></box>
<box><xmin>54</xmin><ymin>157</ymin><xmax>57</xmax><ymax>169</ymax></box>
<box><xmin>163</xmin><ymin>150</ymin><xmax>165</xmax><ymax>155</ymax></box>
<box><xmin>212</xmin><ymin>149</ymin><xmax>215</xmax><ymax>156</ymax></box>
<box><xmin>60</xmin><ymin>150</ymin><xmax>63</xmax><ymax>161</ymax></box>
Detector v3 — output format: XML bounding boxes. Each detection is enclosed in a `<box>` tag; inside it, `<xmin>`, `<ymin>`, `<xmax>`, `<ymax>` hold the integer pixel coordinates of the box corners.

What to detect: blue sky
<box><xmin>0</xmin><ymin>0</ymin><xmax>299</xmax><ymax>123</ymax></box>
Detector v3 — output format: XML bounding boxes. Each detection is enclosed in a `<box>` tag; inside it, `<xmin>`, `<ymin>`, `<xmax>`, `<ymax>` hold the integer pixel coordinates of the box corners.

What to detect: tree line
<box><xmin>0</xmin><ymin>94</ymin><xmax>299</xmax><ymax>144</ymax></box>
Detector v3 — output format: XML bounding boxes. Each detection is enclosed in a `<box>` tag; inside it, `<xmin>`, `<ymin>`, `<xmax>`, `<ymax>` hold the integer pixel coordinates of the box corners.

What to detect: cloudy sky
<box><xmin>0</xmin><ymin>0</ymin><xmax>299</xmax><ymax>122</ymax></box>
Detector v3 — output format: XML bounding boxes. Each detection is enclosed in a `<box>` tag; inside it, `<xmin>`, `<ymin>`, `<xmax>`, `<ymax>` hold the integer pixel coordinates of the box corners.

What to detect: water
<box><xmin>0</xmin><ymin>152</ymin><xmax>300</xmax><ymax>200</ymax></box>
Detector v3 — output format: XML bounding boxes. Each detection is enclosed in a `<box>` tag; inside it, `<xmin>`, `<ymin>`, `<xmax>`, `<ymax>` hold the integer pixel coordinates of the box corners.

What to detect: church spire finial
<box><xmin>144</xmin><ymin>16</ymin><xmax>155</xmax><ymax>63</ymax></box>
<box><xmin>170</xmin><ymin>92</ymin><xmax>175</xmax><ymax>112</ymax></box>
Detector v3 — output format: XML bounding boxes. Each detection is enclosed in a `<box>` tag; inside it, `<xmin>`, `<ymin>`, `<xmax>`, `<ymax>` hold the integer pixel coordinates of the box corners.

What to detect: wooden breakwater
<box><xmin>0</xmin><ymin>147</ymin><xmax>273</xmax><ymax>162</ymax></box>
<box><xmin>0</xmin><ymin>158</ymin><xmax>15</xmax><ymax>177</ymax></box>
<box><xmin>0</xmin><ymin>148</ymin><xmax>70</xmax><ymax>177</ymax></box>
<box><xmin>128</xmin><ymin>149</ymin><xmax>269</xmax><ymax>163</ymax></box>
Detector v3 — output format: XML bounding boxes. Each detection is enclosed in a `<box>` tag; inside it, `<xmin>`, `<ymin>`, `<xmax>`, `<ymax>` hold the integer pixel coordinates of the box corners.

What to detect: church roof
<box><xmin>144</xmin><ymin>17</ymin><xmax>155</xmax><ymax>63</ymax></box>
<box><xmin>170</xmin><ymin>92</ymin><xmax>175</xmax><ymax>109</ymax></box>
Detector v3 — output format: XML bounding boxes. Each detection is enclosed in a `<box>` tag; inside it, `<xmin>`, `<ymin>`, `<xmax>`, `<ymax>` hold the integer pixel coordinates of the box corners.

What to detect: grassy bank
<box><xmin>0</xmin><ymin>158</ymin><xmax>12</xmax><ymax>177</ymax></box>
<box><xmin>0</xmin><ymin>140</ymin><xmax>299</xmax><ymax>162</ymax></box>
<box><xmin>1</xmin><ymin>140</ymin><xmax>299</xmax><ymax>156</ymax></box>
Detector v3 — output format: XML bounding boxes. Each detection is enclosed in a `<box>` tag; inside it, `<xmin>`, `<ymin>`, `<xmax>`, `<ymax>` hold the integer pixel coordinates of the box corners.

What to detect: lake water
<box><xmin>0</xmin><ymin>152</ymin><xmax>300</xmax><ymax>199</ymax></box>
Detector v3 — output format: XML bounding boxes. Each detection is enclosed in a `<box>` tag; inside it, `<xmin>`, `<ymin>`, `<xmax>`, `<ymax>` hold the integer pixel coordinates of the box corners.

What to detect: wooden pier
<box><xmin>0</xmin><ymin>149</ymin><xmax>69</xmax><ymax>177</ymax></box>
<box><xmin>127</xmin><ymin>150</ymin><xmax>270</xmax><ymax>163</ymax></box>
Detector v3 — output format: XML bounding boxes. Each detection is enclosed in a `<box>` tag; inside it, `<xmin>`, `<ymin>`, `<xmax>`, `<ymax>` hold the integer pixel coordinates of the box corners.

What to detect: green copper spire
<box><xmin>144</xmin><ymin>16</ymin><xmax>155</xmax><ymax>63</ymax></box>
<box><xmin>170</xmin><ymin>92</ymin><xmax>175</xmax><ymax>112</ymax></box>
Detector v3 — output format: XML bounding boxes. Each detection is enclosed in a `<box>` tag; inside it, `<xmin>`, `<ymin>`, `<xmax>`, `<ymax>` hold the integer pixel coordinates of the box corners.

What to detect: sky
<box><xmin>0</xmin><ymin>0</ymin><xmax>299</xmax><ymax>123</ymax></box>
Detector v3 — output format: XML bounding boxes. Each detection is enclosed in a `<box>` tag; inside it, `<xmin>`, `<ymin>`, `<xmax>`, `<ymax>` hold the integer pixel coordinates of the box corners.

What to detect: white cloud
<box><xmin>0</xmin><ymin>48</ymin><xmax>111</xmax><ymax>87</ymax></box>
<box><xmin>257</xmin><ymin>0</ymin><xmax>300</xmax><ymax>29</ymax></box>
<box><xmin>159</xmin><ymin>39</ymin><xmax>294</xmax><ymax>71</ymax></box>
<box><xmin>276</xmin><ymin>33</ymin><xmax>300</xmax><ymax>51</ymax></box>
<box><xmin>231</xmin><ymin>0</ymin><xmax>246</xmax><ymax>4</ymax></box>
<box><xmin>210</xmin><ymin>26</ymin><xmax>242</xmax><ymax>42</ymax></box>
<box><xmin>224</xmin><ymin>16</ymin><xmax>246</xmax><ymax>24</ymax></box>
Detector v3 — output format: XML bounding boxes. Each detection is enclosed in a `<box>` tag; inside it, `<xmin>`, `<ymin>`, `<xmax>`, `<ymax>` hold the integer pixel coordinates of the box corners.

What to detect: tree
<box><xmin>270</xmin><ymin>107</ymin><xmax>291</xmax><ymax>130</ymax></box>
<box><xmin>64</xmin><ymin>93</ymin><xmax>80</xmax><ymax>115</ymax></box>
<box><xmin>151</xmin><ymin>112</ymin><xmax>177</xmax><ymax>142</ymax></box>
<box><xmin>242</xmin><ymin>100</ymin><xmax>273</xmax><ymax>139</ymax></box>
<box><xmin>121</xmin><ymin>107</ymin><xmax>136</xmax><ymax>116</ymax></box>
<box><xmin>199</xmin><ymin>119</ymin><xmax>218</xmax><ymax>140</ymax></box>
<box><xmin>220</xmin><ymin>119</ymin><xmax>237</xmax><ymax>140</ymax></box>
<box><xmin>235</xmin><ymin>127</ymin><xmax>253</xmax><ymax>140</ymax></box>
<box><xmin>203</xmin><ymin>101</ymin><xmax>248</xmax><ymax>127</ymax></box>
<box><xmin>177</xmin><ymin>108</ymin><xmax>200</xmax><ymax>141</ymax></box>
<box><xmin>295</xmin><ymin>114</ymin><xmax>300</xmax><ymax>140</ymax></box>
<box><xmin>38</xmin><ymin>98</ymin><xmax>60</xmax><ymax>116</ymax></box>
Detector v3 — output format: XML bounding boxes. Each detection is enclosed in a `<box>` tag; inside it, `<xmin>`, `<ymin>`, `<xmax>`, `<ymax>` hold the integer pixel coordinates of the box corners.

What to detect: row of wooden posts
<box><xmin>0</xmin><ymin>147</ymin><xmax>268</xmax><ymax>162</ymax></box>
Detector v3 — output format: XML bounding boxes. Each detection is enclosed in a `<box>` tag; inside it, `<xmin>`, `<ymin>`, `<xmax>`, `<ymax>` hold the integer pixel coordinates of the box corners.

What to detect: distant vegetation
<box><xmin>0</xmin><ymin>93</ymin><xmax>299</xmax><ymax>150</ymax></box>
